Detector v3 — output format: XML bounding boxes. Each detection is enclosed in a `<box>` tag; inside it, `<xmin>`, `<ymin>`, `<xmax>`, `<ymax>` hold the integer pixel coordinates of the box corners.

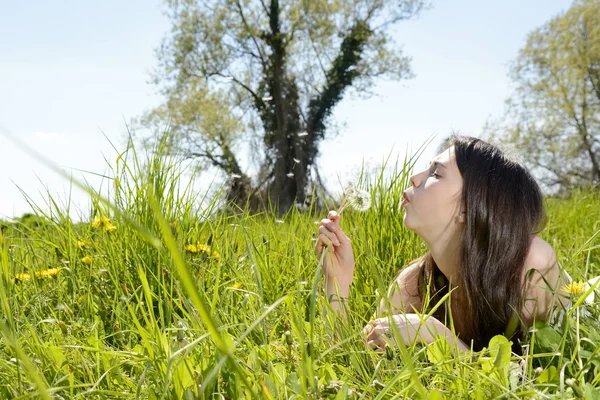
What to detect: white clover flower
<box><xmin>349</xmin><ymin>189</ymin><xmax>371</xmax><ymax>212</ymax></box>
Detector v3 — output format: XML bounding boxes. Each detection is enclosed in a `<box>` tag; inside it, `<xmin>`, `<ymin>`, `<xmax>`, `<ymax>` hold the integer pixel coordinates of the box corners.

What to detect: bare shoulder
<box><xmin>379</xmin><ymin>261</ymin><xmax>423</xmax><ymax>316</ymax></box>
<box><xmin>521</xmin><ymin>236</ymin><xmax>569</xmax><ymax>326</ymax></box>
<box><xmin>523</xmin><ymin>236</ymin><xmax>557</xmax><ymax>274</ymax></box>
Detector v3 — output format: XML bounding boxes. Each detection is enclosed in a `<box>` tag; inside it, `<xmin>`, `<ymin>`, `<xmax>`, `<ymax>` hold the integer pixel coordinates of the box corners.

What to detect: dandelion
<box><xmin>92</xmin><ymin>216</ymin><xmax>111</xmax><ymax>229</ymax></box>
<box><xmin>81</xmin><ymin>256</ymin><xmax>93</xmax><ymax>265</ymax></box>
<box><xmin>562</xmin><ymin>281</ymin><xmax>586</xmax><ymax>296</ymax></box>
<box><xmin>13</xmin><ymin>267</ymin><xmax>62</xmax><ymax>283</ymax></box>
<box><xmin>76</xmin><ymin>239</ymin><xmax>91</xmax><ymax>249</ymax></box>
<box><xmin>338</xmin><ymin>180</ymin><xmax>371</xmax><ymax>214</ymax></box>
<box><xmin>211</xmin><ymin>250</ymin><xmax>222</xmax><ymax>262</ymax></box>
<box><xmin>297</xmin><ymin>132</ymin><xmax>308</xmax><ymax>137</ymax></box>
<box><xmin>349</xmin><ymin>189</ymin><xmax>371</xmax><ymax>212</ymax></box>
<box><xmin>105</xmin><ymin>223</ymin><xmax>117</xmax><ymax>232</ymax></box>
<box><xmin>184</xmin><ymin>244</ymin><xmax>198</xmax><ymax>253</ymax></box>
<box><xmin>14</xmin><ymin>272</ymin><xmax>32</xmax><ymax>282</ymax></box>
<box><xmin>286</xmin><ymin>172</ymin><xmax>294</xmax><ymax>178</ymax></box>
<box><xmin>231</xmin><ymin>282</ymin><xmax>243</xmax><ymax>289</ymax></box>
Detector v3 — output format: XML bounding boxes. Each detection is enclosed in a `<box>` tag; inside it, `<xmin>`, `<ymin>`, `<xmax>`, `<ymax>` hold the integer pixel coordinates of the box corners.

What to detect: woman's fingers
<box><xmin>318</xmin><ymin>226</ymin><xmax>341</xmax><ymax>246</ymax></box>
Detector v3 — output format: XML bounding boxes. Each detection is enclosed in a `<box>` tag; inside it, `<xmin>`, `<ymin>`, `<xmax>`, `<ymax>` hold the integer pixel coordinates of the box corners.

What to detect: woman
<box><xmin>314</xmin><ymin>135</ymin><xmax>570</xmax><ymax>354</ymax></box>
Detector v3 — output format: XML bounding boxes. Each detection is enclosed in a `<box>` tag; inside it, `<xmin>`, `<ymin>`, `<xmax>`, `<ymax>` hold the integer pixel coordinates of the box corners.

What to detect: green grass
<box><xmin>0</xmin><ymin>136</ymin><xmax>599</xmax><ymax>399</ymax></box>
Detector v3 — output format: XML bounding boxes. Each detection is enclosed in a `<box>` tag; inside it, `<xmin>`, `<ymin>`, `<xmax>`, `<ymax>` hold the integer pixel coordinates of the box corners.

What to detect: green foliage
<box><xmin>137</xmin><ymin>0</ymin><xmax>427</xmax><ymax>214</ymax></box>
<box><xmin>0</xmin><ymin>137</ymin><xmax>598</xmax><ymax>398</ymax></box>
<box><xmin>486</xmin><ymin>0</ymin><xmax>600</xmax><ymax>194</ymax></box>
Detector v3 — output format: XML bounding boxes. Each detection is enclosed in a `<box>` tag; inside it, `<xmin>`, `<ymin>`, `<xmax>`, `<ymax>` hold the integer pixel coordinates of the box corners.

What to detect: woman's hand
<box><xmin>314</xmin><ymin>210</ymin><xmax>355</xmax><ymax>290</ymax></box>
<box><xmin>363</xmin><ymin>314</ymin><xmax>470</xmax><ymax>353</ymax></box>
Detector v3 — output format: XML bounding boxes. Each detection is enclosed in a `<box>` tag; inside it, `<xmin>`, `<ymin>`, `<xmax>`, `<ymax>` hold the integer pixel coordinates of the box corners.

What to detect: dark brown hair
<box><xmin>411</xmin><ymin>135</ymin><xmax>547</xmax><ymax>353</ymax></box>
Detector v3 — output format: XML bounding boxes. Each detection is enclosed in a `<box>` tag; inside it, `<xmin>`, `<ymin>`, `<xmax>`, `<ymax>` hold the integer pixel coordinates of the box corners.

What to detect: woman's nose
<box><xmin>409</xmin><ymin>173</ymin><xmax>420</xmax><ymax>188</ymax></box>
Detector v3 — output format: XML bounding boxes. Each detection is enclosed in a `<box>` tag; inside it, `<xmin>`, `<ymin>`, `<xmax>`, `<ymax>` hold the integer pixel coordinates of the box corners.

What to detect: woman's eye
<box><xmin>430</xmin><ymin>171</ymin><xmax>440</xmax><ymax>178</ymax></box>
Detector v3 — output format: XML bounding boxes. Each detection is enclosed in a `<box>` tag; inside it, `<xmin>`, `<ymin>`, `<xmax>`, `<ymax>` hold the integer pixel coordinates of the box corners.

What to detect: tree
<box><xmin>140</xmin><ymin>0</ymin><xmax>427</xmax><ymax>215</ymax></box>
<box><xmin>486</xmin><ymin>0</ymin><xmax>600</xmax><ymax>195</ymax></box>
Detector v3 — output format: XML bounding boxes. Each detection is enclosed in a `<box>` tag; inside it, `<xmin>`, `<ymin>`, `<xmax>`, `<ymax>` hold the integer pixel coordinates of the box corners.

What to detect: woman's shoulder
<box><xmin>523</xmin><ymin>236</ymin><xmax>557</xmax><ymax>274</ymax></box>
<box><xmin>520</xmin><ymin>236</ymin><xmax>569</xmax><ymax>326</ymax></box>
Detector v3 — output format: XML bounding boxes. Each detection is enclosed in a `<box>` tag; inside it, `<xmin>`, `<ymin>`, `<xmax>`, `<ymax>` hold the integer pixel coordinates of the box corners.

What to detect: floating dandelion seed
<box><xmin>293</xmin><ymin>158</ymin><xmax>300</xmax><ymax>164</ymax></box>
<box><xmin>286</xmin><ymin>172</ymin><xmax>294</xmax><ymax>178</ymax></box>
<box><xmin>231</xmin><ymin>173</ymin><xmax>242</xmax><ymax>179</ymax></box>
<box><xmin>262</xmin><ymin>96</ymin><xmax>273</xmax><ymax>101</ymax></box>
<box><xmin>297</xmin><ymin>132</ymin><xmax>308</xmax><ymax>137</ymax></box>
<box><xmin>562</xmin><ymin>281</ymin><xmax>586</xmax><ymax>296</ymax></box>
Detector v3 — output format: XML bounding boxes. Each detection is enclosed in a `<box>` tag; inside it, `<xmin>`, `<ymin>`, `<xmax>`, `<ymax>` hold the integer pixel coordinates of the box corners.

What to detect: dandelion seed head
<box><xmin>349</xmin><ymin>189</ymin><xmax>371</xmax><ymax>212</ymax></box>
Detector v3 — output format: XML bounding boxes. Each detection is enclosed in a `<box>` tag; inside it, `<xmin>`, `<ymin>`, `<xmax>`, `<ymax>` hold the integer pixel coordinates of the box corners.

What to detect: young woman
<box><xmin>314</xmin><ymin>135</ymin><xmax>570</xmax><ymax>354</ymax></box>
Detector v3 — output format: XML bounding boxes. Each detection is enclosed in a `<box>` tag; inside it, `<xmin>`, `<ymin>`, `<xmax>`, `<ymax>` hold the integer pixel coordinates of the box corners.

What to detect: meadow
<box><xmin>0</xmin><ymin>138</ymin><xmax>599</xmax><ymax>399</ymax></box>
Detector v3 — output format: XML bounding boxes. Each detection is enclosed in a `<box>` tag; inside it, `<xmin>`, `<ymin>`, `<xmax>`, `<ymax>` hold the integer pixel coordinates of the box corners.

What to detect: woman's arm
<box><xmin>364</xmin><ymin>314</ymin><xmax>470</xmax><ymax>352</ymax></box>
<box><xmin>379</xmin><ymin>262</ymin><xmax>423</xmax><ymax>316</ymax></box>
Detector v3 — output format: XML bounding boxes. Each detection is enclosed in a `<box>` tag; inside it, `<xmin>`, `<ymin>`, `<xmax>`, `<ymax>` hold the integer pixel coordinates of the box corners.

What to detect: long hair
<box><xmin>408</xmin><ymin>135</ymin><xmax>547</xmax><ymax>353</ymax></box>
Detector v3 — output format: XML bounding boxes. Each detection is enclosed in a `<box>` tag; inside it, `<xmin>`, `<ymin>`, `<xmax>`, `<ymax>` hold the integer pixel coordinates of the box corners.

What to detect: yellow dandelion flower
<box><xmin>92</xmin><ymin>216</ymin><xmax>111</xmax><ymax>229</ymax></box>
<box><xmin>562</xmin><ymin>281</ymin><xmax>586</xmax><ymax>296</ymax></box>
<box><xmin>231</xmin><ymin>282</ymin><xmax>243</xmax><ymax>289</ymax></box>
<box><xmin>77</xmin><ymin>295</ymin><xmax>85</xmax><ymax>304</ymax></box>
<box><xmin>76</xmin><ymin>240</ymin><xmax>87</xmax><ymax>249</ymax></box>
<box><xmin>81</xmin><ymin>256</ymin><xmax>93</xmax><ymax>265</ymax></box>
<box><xmin>184</xmin><ymin>244</ymin><xmax>198</xmax><ymax>253</ymax></box>
<box><xmin>197</xmin><ymin>244</ymin><xmax>211</xmax><ymax>254</ymax></box>
<box><xmin>211</xmin><ymin>250</ymin><xmax>221</xmax><ymax>259</ymax></box>
<box><xmin>223</xmin><ymin>273</ymin><xmax>230</xmax><ymax>279</ymax></box>
<box><xmin>105</xmin><ymin>223</ymin><xmax>117</xmax><ymax>232</ymax></box>
<box><xmin>36</xmin><ymin>267</ymin><xmax>62</xmax><ymax>279</ymax></box>
<box><xmin>14</xmin><ymin>272</ymin><xmax>32</xmax><ymax>282</ymax></box>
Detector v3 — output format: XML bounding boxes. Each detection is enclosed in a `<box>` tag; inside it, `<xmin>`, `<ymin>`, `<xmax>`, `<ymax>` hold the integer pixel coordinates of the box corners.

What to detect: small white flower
<box><xmin>293</xmin><ymin>158</ymin><xmax>300</xmax><ymax>163</ymax></box>
<box><xmin>286</xmin><ymin>172</ymin><xmax>294</xmax><ymax>178</ymax></box>
<box><xmin>349</xmin><ymin>189</ymin><xmax>371</xmax><ymax>212</ymax></box>
<box><xmin>297</xmin><ymin>132</ymin><xmax>308</xmax><ymax>137</ymax></box>
<box><xmin>262</xmin><ymin>96</ymin><xmax>273</xmax><ymax>101</ymax></box>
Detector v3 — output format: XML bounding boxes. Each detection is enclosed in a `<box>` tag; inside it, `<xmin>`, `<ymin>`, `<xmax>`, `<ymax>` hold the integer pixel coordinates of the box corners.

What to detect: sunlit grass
<box><xmin>0</xmin><ymin>134</ymin><xmax>598</xmax><ymax>398</ymax></box>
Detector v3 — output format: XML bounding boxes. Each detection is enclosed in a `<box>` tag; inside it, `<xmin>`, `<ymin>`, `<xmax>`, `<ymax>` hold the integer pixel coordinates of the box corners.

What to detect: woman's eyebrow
<box><xmin>429</xmin><ymin>160</ymin><xmax>447</xmax><ymax>169</ymax></box>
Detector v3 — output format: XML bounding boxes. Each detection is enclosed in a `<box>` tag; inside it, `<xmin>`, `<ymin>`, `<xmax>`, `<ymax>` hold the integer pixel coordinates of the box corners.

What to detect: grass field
<box><xmin>0</xmin><ymin>138</ymin><xmax>599</xmax><ymax>399</ymax></box>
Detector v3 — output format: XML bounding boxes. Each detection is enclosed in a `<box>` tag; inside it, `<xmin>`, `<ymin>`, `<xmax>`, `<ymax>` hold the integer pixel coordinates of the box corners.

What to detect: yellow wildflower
<box><xmin>37</xmin><ymin>267</ymin><xmax>61</xmax><ymax>278</ymax></box>
<box><xmin>81</xmin><ymin>256</ymin><xmax>93</xmax><ymax>265</ymax></box>
<box><xmin>197</xmin><ymin>244</ymin><xmax>211</xmax><ymax>254</ymax></box>
<box><xmin>77</xmin><ymin>295</ymin><xmax>85</xmax><ymax>304</ymax></box>
<box><xmin>105</xmin><ymin>223</ymin><xmax>117</xmax><ymax>232</ymax></box>
<box><xmin>76</xmin><ymin>239</ymin><xmax>92</xmax><ymax>249</ymax></box>
<box><xmin>184</xmin><ymin>244</ymin><xmax>198</xmax><ymax>253</ymax></box>
<box><xmin>92</xmin><ymin>216</ymin><xmax>111</xmax><ymax>229</ymax></box>
<box><xmin>211</xmin><ymin>250</ymin><xmax>222</xmax><ymax>261</ymax></box>
<box><xmin>14</xmin><ymin>272</ymin><xmax>32</xmax><ymax>282</ymax></box>
<box><xmin>562</xmin><ymin>281</ymin><xmax>586</xmax><ymax>296</ymax></box>
<box><xmin>231</xmin><ymin>282</ymin><xmax>243</xmax><ymax>289</ymax></box>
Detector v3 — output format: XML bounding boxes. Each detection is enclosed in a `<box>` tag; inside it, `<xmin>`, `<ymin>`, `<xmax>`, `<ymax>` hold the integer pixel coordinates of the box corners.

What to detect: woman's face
<box><xmin>402</xmin><ymin>145</ymin><xmax>464</xmax><ymax>239</ymax></box>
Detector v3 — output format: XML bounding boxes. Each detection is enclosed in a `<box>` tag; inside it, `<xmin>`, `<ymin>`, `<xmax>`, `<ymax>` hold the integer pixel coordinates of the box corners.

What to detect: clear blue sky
<box><xmin>0</xmin><ymin>0</ymin><xmax>572</xmax><ymax>219</ymax></box>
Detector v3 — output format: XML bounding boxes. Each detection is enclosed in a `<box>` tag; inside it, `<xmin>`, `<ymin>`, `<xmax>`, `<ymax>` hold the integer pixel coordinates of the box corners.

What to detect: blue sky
<box><xmin>0</xmin><ymin>0</ymin><xmax>572</xmax><ymax>219</ymax></box>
